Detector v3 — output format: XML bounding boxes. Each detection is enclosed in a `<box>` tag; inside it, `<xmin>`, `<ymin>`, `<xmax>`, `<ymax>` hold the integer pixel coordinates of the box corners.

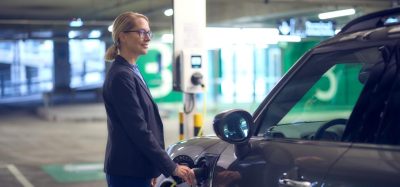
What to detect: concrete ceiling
<box><xmin>0</xmin><ymin>0</ymin><xmax>395</xmax><ymax>39</ymax></box>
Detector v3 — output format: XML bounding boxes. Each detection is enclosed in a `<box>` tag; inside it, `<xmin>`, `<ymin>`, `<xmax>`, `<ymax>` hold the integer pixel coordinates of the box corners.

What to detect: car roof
<box><xmin>340</xmin><ymin>6</ymin><xmax>400</xmax><ymax>34</ymax></box>
<box><xmin>315</xmin><ymin>7</ymin><xmax>400</xmax><ymax>49</ymax></box>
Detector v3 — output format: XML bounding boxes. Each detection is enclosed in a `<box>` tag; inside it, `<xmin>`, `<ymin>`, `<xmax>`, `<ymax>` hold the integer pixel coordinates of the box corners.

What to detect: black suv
<box><xmin>157</xmin><ymin>7</ymin><xmax>400</xmax><ymax>187</ymax></box>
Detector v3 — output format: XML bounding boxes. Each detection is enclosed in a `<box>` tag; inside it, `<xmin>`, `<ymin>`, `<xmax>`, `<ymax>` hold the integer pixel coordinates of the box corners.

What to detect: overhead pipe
<box><xmin>266</xmin><ymin>0</ymin><xmax>392</xmax><ymax>6</ymax></box>
<box><xmin>0</xmin><ymin>19</ymin><xmax>111</xmax><ymax>26</ymax></box>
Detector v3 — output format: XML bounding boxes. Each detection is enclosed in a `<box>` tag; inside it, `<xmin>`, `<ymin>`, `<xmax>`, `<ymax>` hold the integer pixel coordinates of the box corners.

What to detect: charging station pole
<box><xmin>173</xmin><ymin>0</ymin><xmax>206</xmax><ymax>140</ymax></box>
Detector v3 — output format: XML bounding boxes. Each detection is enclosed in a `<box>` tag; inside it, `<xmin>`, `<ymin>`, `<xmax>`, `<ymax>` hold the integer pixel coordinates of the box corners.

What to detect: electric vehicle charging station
<box><xmin>175</xmin><ymin>49</ymin><xmax>206</xmax><ymax>93</ymax></box>
<box><xmin>173</xmin><ymin>0</ymin><xmax>206</xmax><ymax>140</ymax></box>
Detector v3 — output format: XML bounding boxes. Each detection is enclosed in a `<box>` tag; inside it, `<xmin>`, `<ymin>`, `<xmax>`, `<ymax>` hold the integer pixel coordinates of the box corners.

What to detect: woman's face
<box><xmin>119</xmin><ymin>17</ymin><xmax>151</xmax><ymax>57</ymax></box>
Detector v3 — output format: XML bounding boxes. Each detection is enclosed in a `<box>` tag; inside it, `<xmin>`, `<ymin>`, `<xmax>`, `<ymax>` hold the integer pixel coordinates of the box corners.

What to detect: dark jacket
<box><xmin>103</xmin><ymin>55</ymin><xmax>176</xmax><ymax>178</ymax></box>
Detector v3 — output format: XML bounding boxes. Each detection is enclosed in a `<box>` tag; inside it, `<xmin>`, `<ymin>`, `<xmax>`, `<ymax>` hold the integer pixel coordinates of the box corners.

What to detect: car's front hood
<box><xmin>167</xmin><ymin>136</ymin><xmax>230</xmax><ymax>161</ymax></box>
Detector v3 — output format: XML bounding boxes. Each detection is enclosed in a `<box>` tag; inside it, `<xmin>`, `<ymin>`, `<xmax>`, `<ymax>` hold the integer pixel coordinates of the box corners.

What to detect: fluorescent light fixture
<box><xmin>69</xmin><ymin>18</ymin><xmax>83</xmax><ymax>27</ymax></box>
<box><xmin>206</xmin><ymin>27</ymin><xmax>283</xmax><ymax>48</ymax></box>
<box><xmin>108</xmin><ymin>25</ymin><xmax>113</xmax><ymax>32</ymax></box>
<box><xmin>164</xmin><ymin>9</ymin><xmax>173</xmax><ymax>16</ymax></box>
<box><xmin>277</xmin><ymin>35</ymin><xmax>301</xmax><ymax>42</ymax></box>
<box><xmin>89</xmin><ymin>30</ymin><xmax>102</xmax><ymax>38</ymax></box>
<box><xmin>318</xmin><ymin>8</ymin><xmax>355</xmax><ymax>20</ymax></box>
<box><xmin>385</xmin><ymin>17</ymin><xmax>399</xmax><ymax>24</ymax></box>
<box><xmin>68</xmin><ymin>31</ymin><xmax>80</xmax><ymax>39</ymax></box>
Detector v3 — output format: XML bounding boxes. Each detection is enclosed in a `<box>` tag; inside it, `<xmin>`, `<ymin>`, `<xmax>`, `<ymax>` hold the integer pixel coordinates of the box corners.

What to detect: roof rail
<box><xmin>339</xmin><ymin>7</ymin><xmax>400</xmax><ymax>34</ymax></box>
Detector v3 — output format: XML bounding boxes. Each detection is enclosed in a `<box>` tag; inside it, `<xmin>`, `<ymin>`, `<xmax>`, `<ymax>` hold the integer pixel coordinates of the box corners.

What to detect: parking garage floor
<box><xmin>0</xmin><ymin>103</ymin><xmax>217</xmax><ymax>187</ymax></box>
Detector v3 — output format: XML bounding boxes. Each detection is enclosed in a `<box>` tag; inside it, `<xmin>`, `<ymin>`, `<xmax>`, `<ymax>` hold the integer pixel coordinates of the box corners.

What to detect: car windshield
<box><xmin>257</xmin><ymin>46</ymin><xmax>383</xmax><ymax>138</ymax></box>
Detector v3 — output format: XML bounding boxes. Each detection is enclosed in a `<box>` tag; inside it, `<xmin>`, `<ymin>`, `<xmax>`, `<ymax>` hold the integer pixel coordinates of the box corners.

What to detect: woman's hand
<box><xmin>151</xmin><ymin>177</ymin><xmax>157</xmax><ymax>187</ymax></box>
<box><xmin>173</xmin><ymin>164</ymin><xmax>196</xmax><ymax>185</ymax></box>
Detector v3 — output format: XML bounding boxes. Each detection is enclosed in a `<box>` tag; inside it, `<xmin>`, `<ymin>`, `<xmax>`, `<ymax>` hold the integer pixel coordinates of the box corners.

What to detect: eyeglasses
<box><xmin>124</xmin><ymin>29</ymin><xmax>152</xmax><ymax>39</ymax></box>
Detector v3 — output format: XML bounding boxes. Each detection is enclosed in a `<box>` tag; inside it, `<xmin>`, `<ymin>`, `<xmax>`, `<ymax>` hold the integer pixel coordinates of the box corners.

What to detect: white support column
<box><xmin>173</xmin><ymin>0</ymin><xmax>206</xmax><ymax>140</ymax></box>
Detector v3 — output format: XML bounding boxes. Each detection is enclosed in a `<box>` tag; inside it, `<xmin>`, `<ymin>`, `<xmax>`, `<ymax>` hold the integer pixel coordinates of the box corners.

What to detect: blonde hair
<box><xmin>104</xmin><ymin>12</ymin><xmax>149</xmax><ymax>62</ymax></box>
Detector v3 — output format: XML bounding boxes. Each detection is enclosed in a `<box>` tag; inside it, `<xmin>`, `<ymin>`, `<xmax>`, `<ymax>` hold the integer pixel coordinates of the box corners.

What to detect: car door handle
<box><xmin>279</xmin><ymin>178</ymin><xmax>311</xmax><ymax>187</ymax></box>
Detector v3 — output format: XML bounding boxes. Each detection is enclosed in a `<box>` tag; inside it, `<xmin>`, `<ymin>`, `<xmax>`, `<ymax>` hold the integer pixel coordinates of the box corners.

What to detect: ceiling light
<box><xmin>318</xmin><ymin>8</ymin><xmax>356</xmax><ymax>20</ymax></box>
<box><xmin>69</xmin><ymin>18</ymin><xmax>83</xmax><ymax>27</ymax></box>
<box><xmin>68</xmin><ymin>31</ymin><xmax>80</xmax><ymax>39</ymax></box>
<box><xmin>89</xmin><ymin>30</ymin><xmax>102</xmax><ymax>38</ymax></box>
<box><xmin>384</xmin><ymin>17</ymin><xmax>400</xmax><ymax>24</ymax></box>
<box><xmin>164</xmin><ymin>9</ymin><xmax>173</xmax><ymax>17</ymax></box>
<box><xmin>277</xmin><ymin>35</ymin><xmax>301</xmax><ymax>42</ymax></box>
<box><xmin>108</xmin><ymin>25</ymin><xmax>113</xmax><ymax>32</ymax></box>
<box><xmin>206</xmin><ymin>27</ymin><xmax>282</xmax><ymax>47</ymax></box>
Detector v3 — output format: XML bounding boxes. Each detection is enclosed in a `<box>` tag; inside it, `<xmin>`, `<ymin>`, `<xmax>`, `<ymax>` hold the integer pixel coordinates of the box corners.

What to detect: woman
<box><xmin>103</xmin><ymin>12</ymin><xmax>195</xmax><ymax>187</ymax></box>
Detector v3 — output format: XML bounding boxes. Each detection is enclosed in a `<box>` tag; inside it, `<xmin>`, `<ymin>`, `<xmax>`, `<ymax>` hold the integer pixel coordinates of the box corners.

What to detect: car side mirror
<box><xmin>213</xmin><ymin>109</ymin><xmax>253</xmax><ymax>159</ymax></box>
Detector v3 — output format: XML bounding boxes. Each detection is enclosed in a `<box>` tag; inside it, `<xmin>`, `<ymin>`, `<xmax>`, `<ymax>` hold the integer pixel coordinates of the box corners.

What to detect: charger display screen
<box><xmin>191</xmin><ymin>55</ymin><xmax>202</xmax><ymax>68</ymax></box>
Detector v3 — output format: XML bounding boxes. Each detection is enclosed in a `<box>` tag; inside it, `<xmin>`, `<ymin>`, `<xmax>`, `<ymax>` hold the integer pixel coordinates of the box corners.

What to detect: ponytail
<box><xmin>105</xmin><ymin>44</ymin><xmax>118</xmax><ymax>62</ymax></box>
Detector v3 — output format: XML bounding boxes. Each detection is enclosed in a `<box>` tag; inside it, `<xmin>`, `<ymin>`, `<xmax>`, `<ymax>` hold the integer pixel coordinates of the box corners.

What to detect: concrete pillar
<box><xmin>53</xmin><ymin>37</ymin><xmax>71</xmax><ymax>93</ymax></box>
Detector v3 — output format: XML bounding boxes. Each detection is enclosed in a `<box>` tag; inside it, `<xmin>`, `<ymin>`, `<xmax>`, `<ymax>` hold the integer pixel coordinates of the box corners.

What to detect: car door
<box><xmin>212</xmin><ymin>47</ymin><xmax>384</xmax><ymax>187</ymax></box>
<box><xmin>324</xmin><ymin>143</ymin><xmax>400</xmax><ymax>187</ymax></box>
<box><xmin>323</xmin><ymin>44</ymin><xmax>400</xmax><ymax>187</ymax></box>
<box><xmin>213</xmin><ymin>139</ymin><xmax>351</xmax><ymax>187</ymax></box>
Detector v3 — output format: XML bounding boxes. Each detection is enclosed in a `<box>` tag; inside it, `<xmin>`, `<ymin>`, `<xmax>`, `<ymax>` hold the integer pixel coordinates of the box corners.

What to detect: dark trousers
<box><xmin>106</xmin><ymin>174</ymin><xmax>151</xmax><ymax>187</ymax></box>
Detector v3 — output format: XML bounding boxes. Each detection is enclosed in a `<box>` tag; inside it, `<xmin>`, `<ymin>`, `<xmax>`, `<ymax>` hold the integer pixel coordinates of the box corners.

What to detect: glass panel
<box><xmin>223</xmin><ymin>114</ymin><xmax>249</xmax><ymax>140</ymax></box>
<box><xmin>258</xmin><ymin>47</ymin><xmax>382</xmax><ymax>141</ymax></box>
<box><xmin>217</xmin><ymin>44</ymin><xmax>282</xmax><ymax>112</ymax></box>
<box><xmin>69</xmin><ymin>39</ymin><xmax>105</xmax><ymax>88</ymax></box>
<box><xmin>279</xmin><ymin>63</ymin><xmax>363</xmax><ymax>125</ymax></box>
<box><xmin>0</xmin><ymin>40</ymin><xmax>53</xmax><ymax>97</ymax></box>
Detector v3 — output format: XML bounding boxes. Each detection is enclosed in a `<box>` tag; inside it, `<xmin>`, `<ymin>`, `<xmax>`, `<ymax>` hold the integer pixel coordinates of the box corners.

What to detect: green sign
<box><xmin>137</xmin><ymin>43</ymin><xmax>183</xmax><ymax>103</ymax></box>
<box><xmin>42</xmin><ymin>163</ymin><xmax>104</xmax><ymax>183</ymax></box>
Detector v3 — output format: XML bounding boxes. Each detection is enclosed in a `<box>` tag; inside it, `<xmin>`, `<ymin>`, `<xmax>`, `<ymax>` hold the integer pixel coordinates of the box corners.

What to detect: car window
<box><xmin>258</xmin><ymin>47</ymin><xmax>383</xmax><ymax>141</ymax></box>
<box><xmin>275</xmin><ymin>63</ymin><xmax>364</xmax><ymax>140</ymax></box>
<box><xmin>280</xmin><ymin>63</ymin><xmax>363</xmax><ymax>123</ymax></box>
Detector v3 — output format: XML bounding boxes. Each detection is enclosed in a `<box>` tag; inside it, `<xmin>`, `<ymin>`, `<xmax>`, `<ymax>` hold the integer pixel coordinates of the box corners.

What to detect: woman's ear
<box><xmin>118</xmin><ymin>32</ymin><xmax>125</xmax><ymax>45</ymax></box>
